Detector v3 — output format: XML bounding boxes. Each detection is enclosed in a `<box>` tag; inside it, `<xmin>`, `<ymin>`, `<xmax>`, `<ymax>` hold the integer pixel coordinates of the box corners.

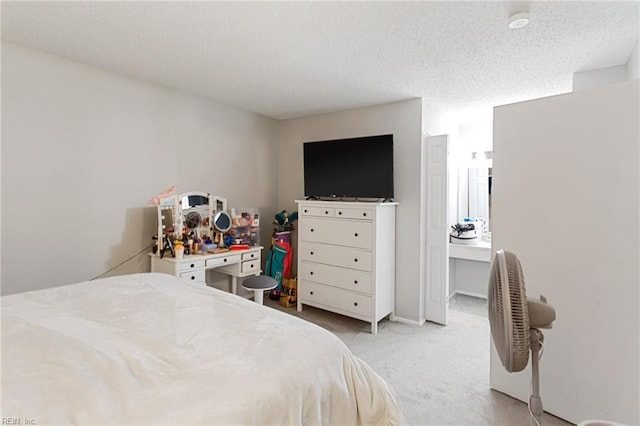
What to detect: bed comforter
<box><xmin>1</xmin><ymin>273</ymin><xmax>403</xmax><ymax>425</ymax></box>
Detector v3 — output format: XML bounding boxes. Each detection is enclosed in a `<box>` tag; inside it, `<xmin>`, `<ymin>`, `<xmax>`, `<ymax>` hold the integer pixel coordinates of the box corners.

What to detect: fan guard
<box><xmin>488</xmin><ymin>249</ymin><xmax>530</xmax><ymax>372</ymax></box>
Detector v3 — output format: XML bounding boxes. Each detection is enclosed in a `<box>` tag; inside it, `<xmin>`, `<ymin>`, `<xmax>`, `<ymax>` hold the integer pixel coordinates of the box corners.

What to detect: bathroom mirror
<box><xmin>458</xmin><ymin>167</ymin><xmax>492</xmax><ymax>231</ymax></box>
<box><xmin>178</xmin><ymin>191</ymin><xmax>213</xmax><ymax>238</ymax></box>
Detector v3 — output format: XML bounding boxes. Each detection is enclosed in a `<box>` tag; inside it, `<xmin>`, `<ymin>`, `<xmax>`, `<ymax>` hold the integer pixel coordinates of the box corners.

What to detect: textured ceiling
<box><xmin>2</xmin><ymin>1</ymin><xmax>639</xmax><ymax>121</ymax></box>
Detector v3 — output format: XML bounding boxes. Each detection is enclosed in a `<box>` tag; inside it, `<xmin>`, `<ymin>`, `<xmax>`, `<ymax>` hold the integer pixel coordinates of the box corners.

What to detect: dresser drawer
<box><xmin>180</xmin><ymin>269</ymin><xmax>205</xmax><ymax>284</ymax></box>
<box><xmin>300</xmin><ymin>218</ymin><xmax>372</xmax><ymax>249</ymax></box>
<box><xmin>299</xmin><ymin>261</ymin><xmax>372</xmax><ymax>295</ymax></box>
<box><xmin>299</xmin><ymin>242</ymin><xmax>372</xmax><ymax>271</ymax></box>
<box><xmin>180</xmin><ymin>259</ymin><xmax>205</xmax><ymax>272</ymax></box>
<box><xmin>301</xmin><ymin>281</ymin><xmax>372</xmax><ymax>318</ymax></box>
<box><xmin>300</xmin><ymin>206</ymin><xmax>335</xmax><ymax>217</ymax></box>
<box><xmin>335</xmin><ymin>207</ymin><xmax>374</xmax><ymax>221</ymax></box>
<box><xmin>206</xmin><ymin>254</ymin><xmax>241</xmax><ymax>268</ymax></box>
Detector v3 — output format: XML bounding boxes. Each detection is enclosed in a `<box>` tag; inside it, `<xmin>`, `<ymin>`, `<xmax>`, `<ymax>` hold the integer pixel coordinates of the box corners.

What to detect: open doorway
<box><xmin>447</xmin><ymin>121</ymin><xmax>493</xmax><ymax>319</ymax></box>
<box><xmin>422</xmin><ymin>117</ymin><xmax>493</xmax><ymax>324</ymax></box>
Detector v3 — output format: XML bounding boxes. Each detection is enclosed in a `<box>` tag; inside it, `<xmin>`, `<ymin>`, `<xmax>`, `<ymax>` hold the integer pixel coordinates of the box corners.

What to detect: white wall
<box><xmin>573</xmin><ymin>38</ymin><xmax>640</xmax><ymax>91</ymax></box>
<box><xmin>1</xmin><ymin>41</ymin><xmax>280</xmax><ymax>295</ymax></box>
<box><xmin>627</xmin><ymin>38</ymin><xmax>639</xmax><ymax>81</ymax></box>
<box><xmin>491</xmin><ymin>80</ymin><xmax>639</xmax><ymax>424</ymax></box>
<box><xmin>572</xmin><ymin>65</ymin><xmax>628</xmax><ymax>92</ymax></box>
<box><xmin>277</xmin><ymin>99</ymin><xmax>424</xmax><ymax>322</ymax></box>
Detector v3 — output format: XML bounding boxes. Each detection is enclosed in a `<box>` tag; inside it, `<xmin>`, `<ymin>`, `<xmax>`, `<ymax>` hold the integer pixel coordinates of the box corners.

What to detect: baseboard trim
<box><xmin>454</xmin><ymin>290</ymin><xmax>488</xmax><ymax>300</ymax></box>
<box><xmin>391</xmin><ymin>316</ymin><xmax>425</xmax><ymax>327</ymax></box>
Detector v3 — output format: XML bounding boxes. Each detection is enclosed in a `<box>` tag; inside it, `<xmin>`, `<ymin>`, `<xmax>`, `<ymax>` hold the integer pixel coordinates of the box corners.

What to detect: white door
<box><xmin>424</xmin><ymin>135</ymin><xmax>449</xmax><ymax>325</ymax></box>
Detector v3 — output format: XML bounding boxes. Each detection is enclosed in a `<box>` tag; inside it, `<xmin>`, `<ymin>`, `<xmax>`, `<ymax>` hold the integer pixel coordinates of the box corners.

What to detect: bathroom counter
<box><xmin>449</xmin><ymin>240</ymin><xmax>492</xmax><ymax>263</ymax></box>
<box><xmin>449</xmin><ymin>240</ymin><xmax>492</xmax><ymax>299</ymax></box>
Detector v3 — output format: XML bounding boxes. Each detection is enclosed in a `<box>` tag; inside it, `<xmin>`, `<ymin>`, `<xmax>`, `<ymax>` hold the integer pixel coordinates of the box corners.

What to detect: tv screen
<box><xmin>303</xmin><ymin>134</ymin><xmax>394</xmax><ymax>199</ymax></box>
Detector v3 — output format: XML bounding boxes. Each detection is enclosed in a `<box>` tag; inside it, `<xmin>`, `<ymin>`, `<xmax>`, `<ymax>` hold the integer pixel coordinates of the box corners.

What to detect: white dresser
<box><xmin>295</xmin><ymin>200</ymin><xmax>397</xmax><ymax>334</ymax></box>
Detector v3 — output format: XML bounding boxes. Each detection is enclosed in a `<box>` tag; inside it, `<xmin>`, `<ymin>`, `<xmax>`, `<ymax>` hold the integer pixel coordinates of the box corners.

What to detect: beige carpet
<box><xmin>264</xmin><ymin>297</ymin><xmax>573</xmax><ymax>426</ymax></box>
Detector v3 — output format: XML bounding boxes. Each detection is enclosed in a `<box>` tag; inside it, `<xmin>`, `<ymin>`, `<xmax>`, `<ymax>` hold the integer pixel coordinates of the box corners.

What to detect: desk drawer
<box><xmin>180</xmin><ymin>269</ymin><xmax>205</xmax><ymax>284</ymax></box>
<box><xmin>206</xmin><ymin>254</ymin><xmax>241</xmax><ymax>268</ymax></box>
<box><xmin>242</xmin><ymin>251</ymin><xmax>260</xmax><ymax>262</ymax></box>
<box><xmin>241</xmin><ymin>259</ymin><xmax>260</xmax><ymax>275</ymax></box>
<box><xmin>180</xmin><ymin>259</ymin><xmax>205</xmax><ymax>272</ymax></box>
<box><xmin>301</xmin><ymin>281</ymin><xmax>372</xmax><ymax>318</ymax></box>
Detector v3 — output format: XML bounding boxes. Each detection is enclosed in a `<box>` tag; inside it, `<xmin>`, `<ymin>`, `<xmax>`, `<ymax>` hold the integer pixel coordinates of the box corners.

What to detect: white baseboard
<box><xmin>391</xmin><ymin>316</ymin><xmax>425</xmax><ymax>327</ymax></box>
<box><xmin>453</xmin><ymin>290</ymin><xmax>487</xmax><ymax>300</ymax></box>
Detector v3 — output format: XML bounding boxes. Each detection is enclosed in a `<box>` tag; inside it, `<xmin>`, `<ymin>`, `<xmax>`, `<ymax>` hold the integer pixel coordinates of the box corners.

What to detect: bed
<box><xmin>1</xmin><ymin>273</ymin><xmax>404</xmax><ymax>425</ymax></box>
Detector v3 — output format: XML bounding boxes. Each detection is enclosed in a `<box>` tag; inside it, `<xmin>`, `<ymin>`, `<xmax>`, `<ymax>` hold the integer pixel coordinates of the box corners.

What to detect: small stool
<box><xmin>242</xmin><ymin>275</ymin><xmax>278</xmax><ymax>305</ymax></box>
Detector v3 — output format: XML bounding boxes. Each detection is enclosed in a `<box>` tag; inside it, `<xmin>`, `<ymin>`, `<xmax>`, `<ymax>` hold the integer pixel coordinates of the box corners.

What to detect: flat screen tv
<box><xmin>303</xmin><ymin>134</ymin><xmax>394</xmax><ymax>200</ymax></box>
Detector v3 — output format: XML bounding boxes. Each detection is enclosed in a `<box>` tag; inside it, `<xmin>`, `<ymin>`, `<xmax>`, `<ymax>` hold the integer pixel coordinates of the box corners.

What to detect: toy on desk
<box><xmin>148</xmin><ymin>185</ymin><xmax>178</xmax><ymax>206</ymax></box>
<box><xmin>159</xmin><ymin>234</ymin><xmax>175</xmax><ymax>258</ymax></box>
<box><xmin>173</xmin><ymin>240</ymin><xmax>184</xmax><ymax>259</ymax></box>
<box><xmin>201</xmin><ymin>236</ymin><xmax>217</xmax><ymax>252</ymax></box>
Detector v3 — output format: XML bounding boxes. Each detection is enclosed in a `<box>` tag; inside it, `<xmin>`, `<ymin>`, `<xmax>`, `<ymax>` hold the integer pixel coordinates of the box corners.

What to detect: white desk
<box><xmin>149</xmin><ymin>246</ymin><xmax>262</xmax><ymax>294</ymax></box>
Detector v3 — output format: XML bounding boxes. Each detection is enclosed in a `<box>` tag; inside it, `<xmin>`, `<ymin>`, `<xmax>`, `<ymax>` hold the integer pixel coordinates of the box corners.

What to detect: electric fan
<box><xmin>488</xmin><ymin>249</ymin><xmax>556</xmax><ymax>426</ymax></box>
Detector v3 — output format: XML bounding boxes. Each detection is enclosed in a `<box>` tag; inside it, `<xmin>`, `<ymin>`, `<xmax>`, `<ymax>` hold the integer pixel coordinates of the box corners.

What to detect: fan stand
<box><xmin>529</xmin><ymin>328</ymin><xmax>545</xmax><ymax>426</ymax></box>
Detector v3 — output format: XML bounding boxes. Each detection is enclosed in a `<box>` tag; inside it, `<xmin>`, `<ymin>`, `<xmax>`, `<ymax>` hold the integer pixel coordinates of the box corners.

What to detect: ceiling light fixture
<box><xmin>508</xmin><ymin>12</ymin><xmax>530</xmax><ymax>29</ymax></box>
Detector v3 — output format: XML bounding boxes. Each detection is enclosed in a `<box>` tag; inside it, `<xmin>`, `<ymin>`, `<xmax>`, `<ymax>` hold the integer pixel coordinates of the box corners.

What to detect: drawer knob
<box><xmin>354</xmin><ymin>258</ymin><xmax>358</xmax><ymax>263</ymax></box>
<box><xmin>250</xmin><ymin>264</ymin><xmax>254</xmax><ymax>268</ymax></box>
<box><xmin>191</xmin><ymin>276</ymin><xmax>195</xmax><ymax>280</ymax></box>
<box><xmin>310</xmin><ymin>251</ymin><xmax>314</xmax><ymax>255</ymax></box>
<box><xmin>223</xmin><ymin>259</ymin><xmax>228</xmax><ymax>263</ymax></box>
<box><xmin>304</xmin><ymin>209</ymin><xmax>308</xmax><ymax>213</ymax></box>
<box><xmin>310</xmin><ymin>291</ymin><xmax>314</xmax><ymax>295</ymax></box>
<box><xmin>363</xmin><ymin>212</ymin><xmax>367</xmax><ymax>217</ymax></box>
<box><xmin>251</xmin><ymin>254</ymin><xmax>254</xmax><ymax>258</ymax></box>
<box><xmin>354</xmin><ymin>280</ymin><xmax>358</xmax><ymax>284</ymax></box>
<box><xmin>311</xmin><ymin>228</ymin><xmax>314</xmax><ymax>232</ymax></box>
<box><xmin>354</xmin><ymin>233</ymin><xmax>358</xmax><ymax>237</ymax></box>
<box><xmin>338</xmin><ymin>211</ymin><xmax>342</xmax><ymax>215</ymax></box>
<box><xmin>354</xmin><ymin>302</ymin><xmax>358</xmax><ymax>306</ymax></box>
<box><xmin>310</xmin><ymin>271</ymin><xmax>314</xmax><ymax>275</ymax></box>
<box><xmin>190</xmin><ymin>263</ymin><xmax>195</xmax><ymax>268</ymax></box>
<box><xmin>325</xmin><ymin>210</ymin><xmax>329</xmax><ymax>214</ymax></box>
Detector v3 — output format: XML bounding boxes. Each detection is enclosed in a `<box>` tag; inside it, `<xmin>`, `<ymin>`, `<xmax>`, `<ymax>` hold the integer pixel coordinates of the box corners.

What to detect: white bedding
<box><xmin>1</xmin><ymin>273</ymin><xmax>404</xmax><ymax>425</ymax></box>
